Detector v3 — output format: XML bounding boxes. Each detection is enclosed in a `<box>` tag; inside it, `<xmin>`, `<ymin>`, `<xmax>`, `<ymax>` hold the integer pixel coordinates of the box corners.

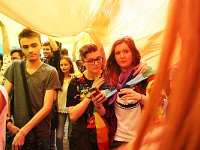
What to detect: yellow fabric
<box><xmin>0</xmin><ymin>0</ymin><xmax>170</xmax><ymax>70</ymax></box>
<box><xmin>93</xmin><ymin>111</ymin><xmax>109</xmax><ymax>150</ymax></box>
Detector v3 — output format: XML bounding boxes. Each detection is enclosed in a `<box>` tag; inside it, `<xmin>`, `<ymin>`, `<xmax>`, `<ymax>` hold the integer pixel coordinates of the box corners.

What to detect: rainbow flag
<box><xmin>93</xmin><ymin>111</ymin><xmax>109</xmax><ymax>150</ymax></box>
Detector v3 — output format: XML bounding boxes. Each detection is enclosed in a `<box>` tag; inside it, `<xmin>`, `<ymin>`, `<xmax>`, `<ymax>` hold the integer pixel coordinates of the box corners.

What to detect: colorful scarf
<box><xmin>109</xmin><ymin>64</ymin><xmax>135</xmax><ymax>104</ymax></box>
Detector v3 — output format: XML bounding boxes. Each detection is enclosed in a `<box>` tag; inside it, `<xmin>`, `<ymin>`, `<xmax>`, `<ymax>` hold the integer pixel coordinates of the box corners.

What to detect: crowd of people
<box><xmin>0</xmin><ymin>20</ymin><xmax>151</xmax><ymax>150</ymax></box>
<box><xmin>0</xmin><ymin>0</ymin><xmax>199</xmax><ymax>148</ymax></box>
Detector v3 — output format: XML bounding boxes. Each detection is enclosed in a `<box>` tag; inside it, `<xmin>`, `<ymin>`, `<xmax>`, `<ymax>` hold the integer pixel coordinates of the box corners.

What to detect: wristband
<box><xmin>86</xmin><ymin>92</ymin><xmax>91</xmax><ymax>98</ymax></box>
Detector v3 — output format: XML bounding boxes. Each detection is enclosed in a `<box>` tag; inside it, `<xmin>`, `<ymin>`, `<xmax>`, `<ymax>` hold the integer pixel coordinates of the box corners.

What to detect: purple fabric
<box><xmin>109</xmin><ymin>64</ymin><xmax>135</xmax><ymax>104</ymax></box>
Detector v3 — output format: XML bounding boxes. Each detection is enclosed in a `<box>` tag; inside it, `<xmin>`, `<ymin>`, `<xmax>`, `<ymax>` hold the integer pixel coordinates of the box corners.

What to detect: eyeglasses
<box><xmin>84</xmin><ymin>56</ymin><xmax>103</xmax><ymax>65</ymax></box>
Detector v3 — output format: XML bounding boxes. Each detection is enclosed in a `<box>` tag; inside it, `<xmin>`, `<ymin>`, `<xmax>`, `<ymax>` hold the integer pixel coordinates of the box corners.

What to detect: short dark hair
<box><xmin>60</xmin><ymin>48</ymin><xmax>68</xmax><ymax>56</ymax></box>
<box><xmin>42</xmin><ymin>41</ymin><xmax>53</xmax><ymax>51</ymax></box>
<box><xmin>79</xmin><ymin>44</ymin><xmax>98</xmax><ymax>61</ymax></box>
<box><xmin>18</xmin><ymin>28</ymin><xmax>41</xmax><ymax>46</ymax></box>
<box><xmin>10</xmin><ymin>49</ymin><xmax>25</xmax><ymax>58</ymax></box>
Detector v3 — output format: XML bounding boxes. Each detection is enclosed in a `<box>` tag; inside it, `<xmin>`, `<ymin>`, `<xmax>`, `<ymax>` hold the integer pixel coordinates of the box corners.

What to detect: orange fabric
<box><xmin>93</xmin><ymin>111</ymin><xmax>109</xmax><ymax>150</ymax></box>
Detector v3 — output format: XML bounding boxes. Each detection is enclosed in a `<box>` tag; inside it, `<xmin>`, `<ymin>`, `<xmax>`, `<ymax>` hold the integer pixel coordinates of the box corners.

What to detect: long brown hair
<box><xmin>105</xmin><ymin>36</ymin><xmax>141</xmax><ymax>87</ymax></box>
<box><xmin>130</xmin><ymin>0</ymin><xmax>200</xmax><ymax>149</ymax></box>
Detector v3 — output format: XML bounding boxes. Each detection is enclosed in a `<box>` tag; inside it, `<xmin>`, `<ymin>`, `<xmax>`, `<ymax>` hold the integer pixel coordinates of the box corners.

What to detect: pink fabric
<box><xmin>0</xmin><ymin>85</ymin><xmax>8</xmax><ymax>149</ymax></box>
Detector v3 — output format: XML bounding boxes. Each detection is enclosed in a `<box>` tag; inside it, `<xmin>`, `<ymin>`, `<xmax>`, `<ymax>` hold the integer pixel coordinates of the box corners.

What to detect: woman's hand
<box><xmin>92</xmin><ymin>77</ymin><xmax>105</xmax><ymax>89</ymax></box>
<box><xmin>119</xmin><ymin>88</ymin><xmax>141</xmax><ymax>102</ymax></box>
<box><xmin>91</xmin><ymin>90</ymin><xmax>106</xmax><ymax>108</ymax></box>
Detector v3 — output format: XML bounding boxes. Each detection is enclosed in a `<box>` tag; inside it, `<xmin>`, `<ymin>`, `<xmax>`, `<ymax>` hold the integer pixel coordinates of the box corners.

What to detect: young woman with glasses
<box><xmin>66</xmin><ymin>44</ymin><xmax>107</xmax><ymax>150</ymax></box>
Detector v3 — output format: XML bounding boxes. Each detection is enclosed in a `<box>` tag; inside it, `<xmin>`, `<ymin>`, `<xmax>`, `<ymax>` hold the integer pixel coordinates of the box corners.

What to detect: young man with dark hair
<box><xmin>42</xmin><ymin>39</ymin><xmax>60</xmax><ymax>71</ymax></box>
<box><xmin>10</xmin><ymin>49</ymin><xmax>25</xmax><ymax>61</ymax></box>
<box><xmin>4</xmin><ymin>28</ymin><xmax>60</xmax><ymax>149</ymax></box>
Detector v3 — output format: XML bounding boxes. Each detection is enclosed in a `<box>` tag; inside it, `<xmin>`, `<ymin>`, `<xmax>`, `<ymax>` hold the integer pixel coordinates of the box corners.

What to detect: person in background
<box><xmin>0</xmin><ymin>20</ymin><xmax>12</xmax><ymax>85</ymax></box>
<box><xmin>4</xmin><ymin>28</ymin><xmax>60</xmax><ymax>149</ymax></box>
<box><xmin>56</xmin><ymin>56</ymin><xmax>74</xmax><ymax>150</ymax></box>
<box><xmin>104</xmin><ymin>36</ymin><xmax>154</xmax><ymax>149</ymax></box>
<box><xmin>71</xmin><ymin>40</ymin><xmax>85</xmax><ymax>73</ymax></box>
<box><xmin>42</xmin><ymin>38</ymin><xmax>60</xmax><ymax>71</ymax></box>
<box><xmin>42</xmin><ymin>38</ymin><xmax>61</xmax><ymax>150</ymax></box>
<box><xmin>0</xmin><ymin>85</ymin><xmax>8</xmax><ymax>149</ymax></box>
<box><xmin>0</xmin><ymin>20</ymin><xmax>25</xmax><ymax>85</ymax></box>
<box><xmin>61</xmin><ymin>48</ymin><xmax>79</xmax><ymax>74</ymax></box>
<box><xmin>10</xmin><ymin>49</ymin><xmax>25</xmax><ymax>61</ymax></box>
<box><xmin>60</xmin><ymin>48</ymin><xmax>68</xmax><ymax>57</ymax></box>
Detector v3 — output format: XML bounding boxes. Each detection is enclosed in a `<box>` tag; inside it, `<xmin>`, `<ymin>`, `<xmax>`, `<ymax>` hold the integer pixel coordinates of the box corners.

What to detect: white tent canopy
<box><xmin>0</xmin><ymin>0</ymin><xmax>169</xmax><ymax>69</ymax></box>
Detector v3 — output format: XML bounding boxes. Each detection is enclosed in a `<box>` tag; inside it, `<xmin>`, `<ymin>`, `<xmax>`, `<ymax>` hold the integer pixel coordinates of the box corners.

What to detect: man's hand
<box><xmin>12</xmin><ymin>129</ymin><xmax>27</xmax><ymax>150</ymax></box>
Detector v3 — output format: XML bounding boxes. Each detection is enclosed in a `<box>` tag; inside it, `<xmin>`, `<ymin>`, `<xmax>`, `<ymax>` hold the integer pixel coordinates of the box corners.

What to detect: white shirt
<box><xmin>57</xmin><ymin>78</ymin><xmax>71</xmax><ymax>113</ymax></box>
<box><xmin>114</xmin><ymin>94</ymin><xmax>142</xmax><ymax>142</ymax></box>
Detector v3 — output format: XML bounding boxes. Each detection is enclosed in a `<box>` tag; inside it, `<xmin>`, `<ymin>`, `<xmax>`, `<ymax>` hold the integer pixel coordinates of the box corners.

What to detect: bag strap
<box><xmin>20</xmin><ymin>61</ymin><xmax>38</xmax><ymax>142</ymax></box>
<box><xmin>20</xmin><ymin>61</ymin><xmax>34</xmax><ymax>118</ymax></box>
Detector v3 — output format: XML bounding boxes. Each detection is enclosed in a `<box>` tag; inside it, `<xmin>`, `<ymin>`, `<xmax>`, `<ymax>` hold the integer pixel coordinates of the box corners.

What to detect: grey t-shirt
<box><xmin>4</xmin><ymin>60</ymin><xmax>60</xmax><ymax>137</ymax></box>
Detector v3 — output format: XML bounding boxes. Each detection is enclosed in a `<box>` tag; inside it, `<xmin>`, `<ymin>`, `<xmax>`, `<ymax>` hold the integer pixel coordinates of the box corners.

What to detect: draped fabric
<box><xmin>0</xmin><ymin>0</ymin><xmax>169</xmax><ymax>70</ymax></box>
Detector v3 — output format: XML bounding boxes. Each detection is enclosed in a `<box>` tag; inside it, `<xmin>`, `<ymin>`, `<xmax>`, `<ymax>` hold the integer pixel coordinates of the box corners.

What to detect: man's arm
<box><xmin>48</xmin><ymin>37</ymin><xmax>59</xmax><ymax>52</ymax></box>
<box><xmin>0</xmin><ymin>20</ymin><xmax>10</xmax><ymax>55</ymax></box>
<box><xmin>3</xmin><ymin>79</ymin><xmax>12</xmax><ymax>95</ymax></box>
<box><xmin>20</xmin><ymin>89</ymin><xmax>55</xmax><ymax>134</ymax></box>
<box><xmin>72</xmin><ymin>40</ymin><xmax>79</xmax><ymax>63</ymax></box>
<box><xmin>12</xmin><ymin>89</ymin><xmax>56</xmax><ymax>148</ymax></box>
<box><xmin>0</xmin><ymin>21</ymin><xmax>12</xmax><ymax>85</ymax></box>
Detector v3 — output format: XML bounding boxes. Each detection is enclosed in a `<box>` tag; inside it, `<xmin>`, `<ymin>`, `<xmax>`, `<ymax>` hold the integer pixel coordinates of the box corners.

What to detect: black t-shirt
<box><xmin>67</xmin><ymin>74</ymin><xmax>95</xmax><ymax>128</ymax></box>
